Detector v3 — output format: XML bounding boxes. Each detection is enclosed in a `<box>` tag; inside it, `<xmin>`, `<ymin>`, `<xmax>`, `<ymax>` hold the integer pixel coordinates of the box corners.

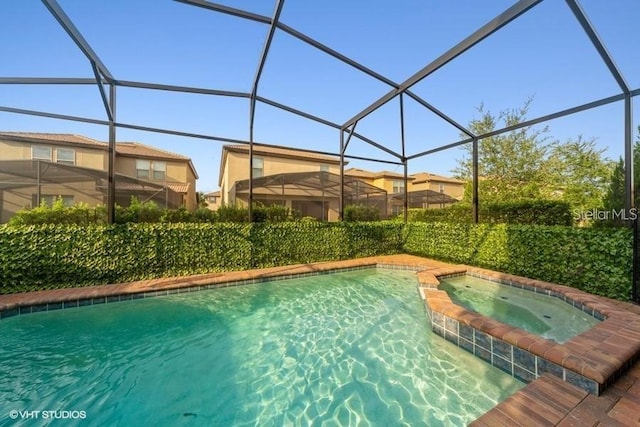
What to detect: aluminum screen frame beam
<box><xmin>91</xmin><ymin>63</ymin><xmax>113</xmax><ymax>122</ymax></box>
<box><xmin>400</xmin><ymin>94</ymin><xmax>408</xmax><ymax>223</ymax></box>
<box><xmin>407</xmin><ymin>92</ymin><xmax>629</xmax><ymax>160</ymax></box>
<box><xmin>248</xmin><ymin>0</ymin><xmax>285</xmax><ymax>222</ymax></box>
<box><xmin>0</xmin><ymin>77</ymin><xmax>97</xmax><ymax>85</ymax></box>
<box><xmin>342</xmin><ymin>0</ymin><xmax>543</xmax><ymax>129</ymax></box>
<box><xmin>174</xmin><ymin>0</ymin><xmax>271</xmax><ymax>24</ymax></box>
<box><xmin>174</xmin><ymin>0</ymin><xmax>474</xmax><ymax>139</ymax></box>
<box><xmin>116</xmin><ymin>80</ymin><xmax>251</xmax><ymax>98</ymax></box>
<box><xmin>565</xmin><ymin>0</ymin><xmax>634</xmax><ymax>215</ymax></box>
<box><xmin>41</xmin><ymin>0</ymin><xmax>114</xmax><ymax>82</ymax></box>
<box><xmin>564</xmin><ymin>0</ymin><xmax>630</xmax><ymax>94</ymax></box>
<box><xmin>0</xmin><ymin>104</ymin><xmax>399</xmax><ymax>166</ymax></box>
<box><xmin>107</xmin><ymin>85</ymin><xmax>116</xmax><ymax>223</ymax></box>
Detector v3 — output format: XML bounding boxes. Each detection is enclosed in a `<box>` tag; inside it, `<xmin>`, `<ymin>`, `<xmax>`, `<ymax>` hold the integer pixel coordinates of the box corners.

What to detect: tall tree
<box><xmin>603</xmin><ymin>157</ymin><xmax>625</xmax><ymax>212</ymax></box>
<box><xmin>604</xmin><ymin>126</ymin><xmax>640</xmax><ymax>211</ymax></box>
<box><xmin>454</xmin><ymin>100</ymin><xmax>551</xmax><ymax>203</ymax></box>
<box><xmin>546</xmin><ymin>136</ymin><xmax>614</xmax><ymax>213</ymax></box>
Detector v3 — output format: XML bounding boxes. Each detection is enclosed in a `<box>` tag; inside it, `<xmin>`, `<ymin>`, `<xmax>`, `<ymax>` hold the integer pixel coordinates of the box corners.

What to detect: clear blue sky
<box><xmin>1</xmin><ymin>0</ymin><xmax>639</xmax><ymax>192</ymax></box>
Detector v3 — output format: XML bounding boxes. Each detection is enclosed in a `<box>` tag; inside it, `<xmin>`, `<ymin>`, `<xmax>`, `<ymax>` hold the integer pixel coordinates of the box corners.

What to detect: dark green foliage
<box><xmin>215</xmin><ymin>204</ymin><xmax>250</xmax><ymax>223</ymax></box>
<box><xmin>0</xmin><ymin>219</ymin><xmax>632</xmax><ymax>302</ymax></box>
<box><xmin>408</xmin><ymin>200</ymin><xmax>572</xmax><ymax>226</ymax></box>
<box><xmin>343</xmin><ymin>205</ymin><xmax>380</xmax><ymax>222</ymax></box>
<box><xmin>160</xmin><ymin>206</ymin><xmax>194</xmax><ymax>223</ymax></box>
<box><xmin>403</xmin><ymin>222</ymin><xmax>633</xmax><ymax>301</ymax></box>
<box><xmin>115</xmin><ymin>198</ymin><xmax>163</xmax><ymax>223</ymax></box>
<box><xmin>251</xmin><ymin>204</ymin><xmax>300</xmax><ymax>223</ymax></box>
<box><xmin>9</xmin><ymin>199</ymin><xmax>108</xmax><ymax>226</ymax></box>
<box><xmin>193</xmin><ymin>207</ymin><xmax>216</xmax><ymax>223</ymax></box>
<box><xmin>0</xmin><ymin>222</ymin><xmax>403</xmax><ymax>294</ymax></box>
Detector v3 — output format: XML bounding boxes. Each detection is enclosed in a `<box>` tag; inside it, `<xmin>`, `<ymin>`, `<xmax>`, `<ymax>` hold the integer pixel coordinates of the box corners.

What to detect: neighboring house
<box><xmin>203</xmin><ymin>191</ymin><xmax>221</xmax><ymax>211</ymax></box>
<box><xmin>345</xmin><ymin>168</ymin><xmax>415</xmax><ymax>216</ymax></box>
<box><xmin>219</xmin><ymin>145</ymin><xmax>347</xmax><ymax>220</ymax></box>
<box><xmin>0</xmin><ymin>132</ymin><xmax>198</xmax><ymax>222</ymax></box>
<box><xmin>410</xmin><ymin>172</ymin><xmax>465</xmax><ymax>201</ymax></box>
<box><xmin>217</xmin><ymin>144</ymin><xmax>463</xmax><ymax>220</ymax></box>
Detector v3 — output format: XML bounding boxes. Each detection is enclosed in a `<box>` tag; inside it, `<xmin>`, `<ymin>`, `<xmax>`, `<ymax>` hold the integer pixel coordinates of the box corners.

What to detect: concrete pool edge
<box><xmin>419</xmin><ymin>265</ymin><xmax>640</xmax><ymax>396</ymax></box>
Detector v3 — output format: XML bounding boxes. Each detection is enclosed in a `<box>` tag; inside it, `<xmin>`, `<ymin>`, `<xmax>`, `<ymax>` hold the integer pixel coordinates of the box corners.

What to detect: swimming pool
<box><xmin>439</xmin><ymin>275</ymin><xmax>601</xmax><ymax>343</ymax></box>
<box><xmin>0</xmin><ymin>268</ymin><xmax>523</xmax><ymax>426</ymax></box>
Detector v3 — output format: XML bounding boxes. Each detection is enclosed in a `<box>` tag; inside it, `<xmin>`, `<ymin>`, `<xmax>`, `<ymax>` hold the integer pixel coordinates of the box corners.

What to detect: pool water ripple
<box><xmin>0</xmin><ymin>269</ymin><xmax>522</xmax><ymax>426</ymax></box>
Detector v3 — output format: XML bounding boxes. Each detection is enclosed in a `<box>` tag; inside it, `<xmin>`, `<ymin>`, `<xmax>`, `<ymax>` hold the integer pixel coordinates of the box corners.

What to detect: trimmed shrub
<box><xmin>0</xmin><ymin>222</ymin><xmax>403</xmax><ymax>294</ymax></box>
<box><xmin>216</xmin><ymin>204</ymin><xmax>249</xmax><ymax>222</ymax></box>
<box><xmin>403</xmin><ymin>222</ymin><xmax>633</xmax><ymax>300</ymax></box>
<box><xmin>408</xmin><ymin>200</ymin><xmax>572</xmax><ymax>226</ymax></box>
<box><xmin>0</xmin><ymin>220</ymin><xmax>633</xmax><ymax>302</ymax></box>
<box><xmin>343</xmin><ymin>204</ymin><xmax>380</xmax><ymax>222</ymax></box>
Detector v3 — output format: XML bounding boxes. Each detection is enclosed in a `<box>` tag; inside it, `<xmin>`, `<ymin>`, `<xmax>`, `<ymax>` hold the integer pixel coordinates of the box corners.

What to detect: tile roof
<box><xmin>115</xmin><ymin>142</ymin><xmax>190</xmax><ymax>161</ymax></box>
<box><xmin>165</xmin><ymin>182</ymin><xmax>190</xmax><ymax>193</ymax></box>
<box><xmin>411</xmin><ymin>172</ymin><xmax>464</xmax><ymax>184</ymax></box>
<box><xmin>0</xmin><ymin>132</ymin><xmax>190</xmax><ymax>160</ymax></box>
<box><xmin>344</xmin><ymin>168</ymin><xmax>375</xmax><ymax>178</ymax></box>
<box><xmin>344</xmin><ymin>168</ymin><xmax>411</xmax><ymax>180</ymax></box>
<box><xmin>224</xmin><ymin>144</ymin><xmax>342</xmax><ymax>164</ymax></box>
<box><xmin>0</xmin><ymin>132</ymin><xmax>104</xmax><ymax>147</ymax></box>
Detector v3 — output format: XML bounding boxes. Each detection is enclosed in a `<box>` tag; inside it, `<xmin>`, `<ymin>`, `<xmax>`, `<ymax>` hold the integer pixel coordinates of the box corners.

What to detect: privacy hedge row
<box><xmin>408</xmin><ymin>200</ymin><xmax>573</xmax><ymax>226</ymax></box>
<box><xmin>404</xmin><ymin>222</ymin><xmax>633</xmax><ymax>301</ymax></box>
<box><xmin>0</xmin><ymin>221</ymin><xmax>633</xmax><ymax>301</ymax></box>
<box><xmin>0</xmin><ymin>222</ymin><xmax>404</xmax><ymax>294</ymax></box>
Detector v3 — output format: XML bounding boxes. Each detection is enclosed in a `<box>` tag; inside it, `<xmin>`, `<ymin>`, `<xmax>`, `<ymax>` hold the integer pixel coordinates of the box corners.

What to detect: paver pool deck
<box><xmin>1</xmin><ymin>254</ymin><xmax>639</xmax><ymax>426</ymax></box>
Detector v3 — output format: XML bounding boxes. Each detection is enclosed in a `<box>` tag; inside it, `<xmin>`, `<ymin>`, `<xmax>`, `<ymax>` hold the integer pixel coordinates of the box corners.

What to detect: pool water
<box><xmin>439</xmin><ymin>275</ymin><xmax>600</xmax><ymax>343</ymax></box>
<box><xmin>0</xmin><ymin>269</ymin><xmax>523</xmax><ymax>426</ymax></box>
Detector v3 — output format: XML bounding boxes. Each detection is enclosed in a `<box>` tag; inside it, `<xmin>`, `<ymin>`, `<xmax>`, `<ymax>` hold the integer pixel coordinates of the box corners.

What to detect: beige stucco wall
<box><xmin>221</xmin><ymin>151</ymin><xmax>340</xmax><ymax>205</ymax></box>
<box><xmin>0</xmin><ymin>182</ymin><xmax>105</xmax><ymax>223</ymax></box>
<box><xmin>373</xmin><ymin>177</ymin><xmax>406</xmax><ymax>195</ymax></box>
<box><xmin>116</xmin><ymin>156</ymin><xmax>197</xmax><ymax>211</ymax></box>
<box><xmin>0</xmin><ymin>137</ymin><xmax>199</xmax><ymax>220</ymax></box>
<box><xmin>0</xmin><ymin>140</ymin><xmax>105</xmax><ymax>169</ymax></box>
<box><xmin>410</xmin><ymin>180</ymin><xmax>464</xmax><ymax>200</ymax></box>
<box><xmin>116</xmin><ymin>156</ymin><xmax>188</xmax><ymax>182</ymax></box>
<box><xmin>0</xmin><ymin>140</ymin><xmax>31</xmax><ymax>159</ymax></box>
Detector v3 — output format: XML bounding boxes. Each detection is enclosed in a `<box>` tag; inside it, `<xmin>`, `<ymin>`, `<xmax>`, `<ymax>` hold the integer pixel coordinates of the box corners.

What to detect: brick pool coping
<box><xmin>1</xmin><ymin>254</ymin><xmax>639</xmax><ymax>425</ymax></box>
<box><xmin>419</xmin><ymin>265</ymin><xmax>640</xmax><ymax>395</ymax></box>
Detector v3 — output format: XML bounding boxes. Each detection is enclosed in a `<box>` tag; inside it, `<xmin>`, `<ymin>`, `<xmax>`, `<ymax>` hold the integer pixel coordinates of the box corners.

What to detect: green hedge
<box><xmin>408</xmin><ymin>200</ymin><xmax>573</xmax><ymax>226</ymax></box>
<box><xmin>404</xmin><ymin>222</ymin><xmax>633</xmax><ymax>300</ymax></box>
<box><xmin>0</xmin><ymin>221</ymin><xmax>633</xmax><ymax>301</ymax></box>
<box><xmin>0</xmin><ymin>222</ymin><xmax>403</xmax><ymax>294</ymax></box>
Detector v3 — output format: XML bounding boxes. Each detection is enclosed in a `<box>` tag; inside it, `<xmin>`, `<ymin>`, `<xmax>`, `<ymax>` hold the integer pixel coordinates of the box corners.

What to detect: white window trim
<box><xmin>56</xmin><ymin>147</ymin><xmax>76</xmax><ymax>165</ymax></box>
<box><xmin>32</xmin><ymin>145</ymin><xmax>52</xmax><ymax>161</ymax></box>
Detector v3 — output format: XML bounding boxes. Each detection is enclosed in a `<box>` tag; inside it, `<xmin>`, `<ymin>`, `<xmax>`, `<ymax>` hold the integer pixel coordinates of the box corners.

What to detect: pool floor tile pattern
<box><xmin>1</xmin><ymin>254</ymin><xmax>639</xmax><ymax>426</ymax></box>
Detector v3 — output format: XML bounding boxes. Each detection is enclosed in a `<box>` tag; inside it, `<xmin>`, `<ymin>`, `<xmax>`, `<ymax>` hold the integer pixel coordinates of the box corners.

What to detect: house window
<box><xmin>439</xmin><ymin>183</ymin><xmax>445</xmax><ymax>193</ymax></box>
<box><xmin>56</xmin><ymin>147</ymin><xmax>75</xmax><ymax>165</ymax></box>
<box><xmin>33</xmin><ymin>194</ymin><xmax>74</xmax><ymax>208</ymax></box>
<box><xmin>252</xmin><ymin>157</ymin><xmax>264</xmax><ymax>178</ymax></box>
<box><xmin>392</xmin><ymin>180</ymin><xmax>405</xmax><ymax>194</ymax></box>
<box><xmin>32</xmin><ymin>146</ymin><xmax>52</xmax><ymax>161</ymax></box>
<box><xmin>153</xmin><ymin>161</ymin><xmax>166</xmax><ymax>180</ymax></box>
<box><xmin>136</xmin><ymin>159</ymin><xmax>151</xmax><ymax>179</ymax></box>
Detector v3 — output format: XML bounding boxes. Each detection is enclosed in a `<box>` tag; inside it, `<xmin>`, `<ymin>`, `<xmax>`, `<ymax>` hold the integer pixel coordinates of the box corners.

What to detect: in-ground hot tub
<box><xmin>419</xmin><ymin>265</ymin><xmax>640</xmax><ymax>396</ymax></box>
<box><xmin>438</xmin><ymin>275</ymin><xmax>601</xmax><ymax>343</ymax></box>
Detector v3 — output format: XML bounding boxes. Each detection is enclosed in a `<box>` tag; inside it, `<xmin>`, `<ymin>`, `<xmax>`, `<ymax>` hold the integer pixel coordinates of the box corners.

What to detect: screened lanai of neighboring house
<box><xmin>0</xmin><ymin>160</ymin><xmax>183</xmax><ymax>222</ymax></box>
<box><xmin>230</xmin><ymin>171</ymin><xmax>388</xmax><ymax>220</ymax></box>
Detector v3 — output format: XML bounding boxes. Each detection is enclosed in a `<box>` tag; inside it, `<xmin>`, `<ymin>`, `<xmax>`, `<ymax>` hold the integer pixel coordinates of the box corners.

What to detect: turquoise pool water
<box><xmin>0</xmin><ymin>269</ymin><xmax>523</xmax><ymax>426</ymax></box>
<box><xmin>439</xmin><ymin>275</ymin><xmax>600</xmax><ymax>343</ymax></box>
